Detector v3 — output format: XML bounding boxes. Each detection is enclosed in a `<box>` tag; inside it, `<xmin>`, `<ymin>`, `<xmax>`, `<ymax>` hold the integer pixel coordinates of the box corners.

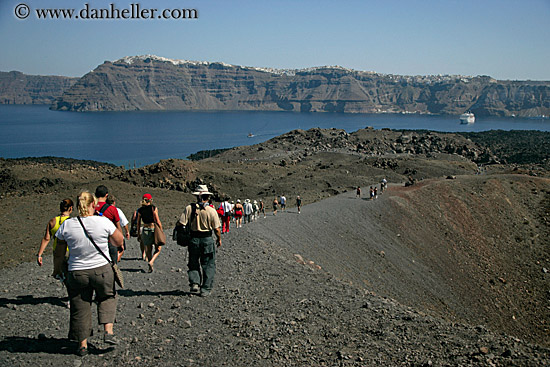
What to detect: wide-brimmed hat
<box><xmin>192</xmin><ymin>184</ymin><xmax>213</xmax><ymax>196</ymax></box>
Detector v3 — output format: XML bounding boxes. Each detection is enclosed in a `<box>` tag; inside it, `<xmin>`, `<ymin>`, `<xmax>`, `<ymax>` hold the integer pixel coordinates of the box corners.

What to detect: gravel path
<box><xmin>0</xmin><ymin>190</ymin><xmax>548</xmax><ymax>366</ymax></box>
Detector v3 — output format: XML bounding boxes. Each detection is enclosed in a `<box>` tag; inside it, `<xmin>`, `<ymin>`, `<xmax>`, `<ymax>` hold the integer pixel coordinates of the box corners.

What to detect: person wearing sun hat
<box><xmin>177</xmin><ymin>184</ymin><xmax>221</xmax><ymax>297</ymax></box>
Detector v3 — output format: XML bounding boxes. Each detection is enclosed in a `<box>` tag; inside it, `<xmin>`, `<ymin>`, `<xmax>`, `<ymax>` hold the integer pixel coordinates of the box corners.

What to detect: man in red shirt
<box><xmin>95</xmin><ymin>185</ymin><xmax>123</xmax><ymax>263</ymax></box>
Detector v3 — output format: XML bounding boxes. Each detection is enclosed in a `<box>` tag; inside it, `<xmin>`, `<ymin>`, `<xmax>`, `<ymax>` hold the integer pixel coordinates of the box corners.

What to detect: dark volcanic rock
<box><xmin>51</xmin><ymin>55</ymin><xmax>550</xmax><ymax>117</ymax></box>
<box><xmin>0</xmin><ymin>71</ymin><xmax>77</xmax><ymax>105</ymax></box>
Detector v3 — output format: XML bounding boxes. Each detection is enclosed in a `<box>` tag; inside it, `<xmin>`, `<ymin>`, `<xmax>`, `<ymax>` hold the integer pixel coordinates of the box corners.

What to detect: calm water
<box><xmin>1</xmin><ymin>105</ymin><xmax>549</xmax><ymax>167</ymax></box>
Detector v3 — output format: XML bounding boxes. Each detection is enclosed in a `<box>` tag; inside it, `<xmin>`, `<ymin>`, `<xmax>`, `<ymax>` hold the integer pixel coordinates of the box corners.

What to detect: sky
<box><xmin>0</xmin><ymin>0</ymin><xmax>548</xmax><ymax>80</ymax></box>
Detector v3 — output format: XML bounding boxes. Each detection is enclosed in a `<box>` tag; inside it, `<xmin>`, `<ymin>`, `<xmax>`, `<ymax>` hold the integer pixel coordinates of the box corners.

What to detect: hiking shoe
<box><xmin>190</xmin><ymin>284</ymin><xmax>200</xmax><ymax>293</ymax></box>
<box><xmin>200</xmin><ymin>290</ymin><xmax>211</xmax><ymax>297</ymax></box>
<box><xmin>76</xmin><ymin>346</ymin><xmax>88</xmax><ymax>357</ymax></box>
<box><xmin>104</xmin><ymin>333</ymin><xmax>118</xmax><ymax>345</ymax></box>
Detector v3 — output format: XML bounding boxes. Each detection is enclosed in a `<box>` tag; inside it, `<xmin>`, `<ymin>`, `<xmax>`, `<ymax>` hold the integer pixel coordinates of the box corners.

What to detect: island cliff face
<box><xmin>51</xmin><ymin>55</ymin><xmax>549</xmax><ymax>117</ymax></box>
<box><xmin>0</xmin><ymin>71</ymin><xmax>77</xmax><ymax>105</ymax></box>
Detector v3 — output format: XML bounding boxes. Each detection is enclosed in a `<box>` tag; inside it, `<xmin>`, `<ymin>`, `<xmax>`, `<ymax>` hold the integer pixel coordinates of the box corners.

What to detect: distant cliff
<box><xmin>0</xmin><ymin>71</ymin><xmax>77</xmax><ymax>105</ymax></box>
<box><xmin>51</xmin><ymin>55</ymin><xmax>549</xmax><ymax>117</ymax></box>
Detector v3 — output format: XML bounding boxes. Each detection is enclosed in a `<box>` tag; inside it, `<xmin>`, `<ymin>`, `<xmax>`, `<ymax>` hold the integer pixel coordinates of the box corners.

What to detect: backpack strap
<box><xmin>190</xmin><ymin>203</ymin><xmax>197</xmax><ymax>225</ymax></box>
<box><xmin>98</xmin><ymin>203</ymin><xmax>110</xmax><ymax>216</ymax></box>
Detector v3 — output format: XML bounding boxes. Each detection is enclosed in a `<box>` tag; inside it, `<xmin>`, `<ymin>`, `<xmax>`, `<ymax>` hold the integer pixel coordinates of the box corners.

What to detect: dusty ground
<box><xmin>0</xmin><ymin>186</ymin><xmax>549</xmax><ymax>366</ymax></box>
<box><xmin>0</xmin><ymin>128</ymin><xmax>549</xmax><ymax>364</ymax></box>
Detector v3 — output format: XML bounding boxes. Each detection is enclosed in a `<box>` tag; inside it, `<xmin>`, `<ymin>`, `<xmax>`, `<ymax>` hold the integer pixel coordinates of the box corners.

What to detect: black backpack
<box><xmin>129</xmin><ymin>209</ymin><xmax>139</xmax><ymax>237</ymax></box>
<box><xmin>173</xmin><ymin>204</ymin><xmax>197</xmax><ymax>247</ymax></box>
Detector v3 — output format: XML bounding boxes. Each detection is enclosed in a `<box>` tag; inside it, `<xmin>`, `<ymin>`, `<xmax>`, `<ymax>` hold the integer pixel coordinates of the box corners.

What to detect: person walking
<box><xmin>136</xmin><ymin>193</ymin><xmax>163</xmax><ymax>273</ymax></box>
<box><xmin>177</xmin><ymin>185</ymin><xmax>221</xmax><ymax>297</ymax></box>
<box><xmin>53</xmin><ymin>190</ymin><xmax>124</xmax><ymax>356</ymax></box>
<box><xmin>94</xmin><ymin>185</ymin><xmax>123</xmax><ymax>264</ymax></box>
<box><xmin>356</xmin><ymin>186</ymin><xmax>361</xmax><ymax>198</ymax></box>
<box><xmin>37</xmin><ymin>198</ymin><xmax>73</xmax><ymax>270</ymax></box>
<box><xmin>296</xmin><ymin>195</ymin><xmax>302</xmax><ymax>214</ymax></box>
<box><xmin>259</xmin><ymin>199</ymin><xmax>266</xmax><ymax>218</ymax></box>
<box><xmin>243</xmin><ymin>199</ymin><xmax>253</xmax><ymax>224</ymax></box>
<box><xmin>280</xmin><ymin>194</ymin><xmax>286</xmax><ymax>212</ymax></box>
<box><xmin>106</xmin><ymin>195</ymin><xmax>130</xmax><ymax>262</ymax></box>
<box><xmin>234</xmin><ymin>199</ymin><xmax>244</xmax><ymax>228</ymax></box>
<box><xmin>220</xmin><ymin>198</ymin><xmax>232</xmax><ymax>234</ymax></box>
<box><xmin>272</xmin><ymin>198</ymin><xmax>278</xmax><ymax>215</ymax></box>
<box><xmin>37</xmin><ymin>198</ymin><xmax>74</xmax><ymax>307</ymax></box>
<box><xmin>381</xmin><ymin>178</ymin><xmax>387</xmax><ymax>192</ymax></box>
<box><xmin>252</xmin><ymin>200</ymin><xmax>259</xmax><ymax>221</ymax></box>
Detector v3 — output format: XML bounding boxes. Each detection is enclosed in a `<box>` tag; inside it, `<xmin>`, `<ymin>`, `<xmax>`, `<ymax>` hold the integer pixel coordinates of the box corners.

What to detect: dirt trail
<box><xmin>0</xmin><ymin>178</ymin><xmax>549</xmax><ymax>366</ymax></box>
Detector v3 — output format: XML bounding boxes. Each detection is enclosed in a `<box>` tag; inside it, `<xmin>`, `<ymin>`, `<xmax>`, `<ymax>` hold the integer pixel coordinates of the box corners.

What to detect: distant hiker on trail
<box><xmin>280</xmin><ymin>195</ymin><xmax>287</xmax><ymax>211</ymax></box>
<box><xmin>136</xmin><ymin>193</ymin><xmax>164</xmax><ymax>273</ymax></box>
<box><xmin>219</xmin><ymin>198</ymin><xmax>232</xmax><ymax>234</ymax></box>
<box><xmin>106</xmin><ymin>195</ymin><xmax>130</xmax><ymax>262</ymax></box>
<box><xmin>252</xmin><ymin>200</ymin><xmax>259</xmax><ymax>221</ymax></box>
<box><xmin>369</xmin><ymin>186</ymin><xmax>374</xmax><ymax>200</ymax></box>
<box><xmin>356</xmin><ymin>186</ymin><xmax>361</xmax><ymax>198</ymax></box>
<box><xmin>259</xmin><ymin>199</ymin><xmax>266</xmax><ymax>218</ymax></box>
<box><xmin>381</xmin><ymin>178</ymin><xmax>387</xmax><ymax>192</ymax></box>
<box><xmin>234</xmin><ymin>199</ymin><xmax>244</xmax><ymax>228</ymax></box>
<box><xmin>374</xmin><ymin>187</ymin><xmax>378</xmax><ymax>199</ymax></box>
<box><xmin>272</xmin><ymin>198</ymin><xmax>279</xmax><ymax>215</ymax></box>
<box><xmin>177</xmin><ymin>185</ymin><xmax>221</xmax><ymax>297</ymax></box>
<box><xmin>243</xmin><ymin>199</ymin><xmax>253</xmax><ymax>224</ymax></box>
<box><xmin>53</xmin><ymin>190</ymin><xmax>124</xmax><ymax>356</ymax></box>
<box><xmin>94</xmin><ymin>185</ymin><xmax>123</xmax><ymax>264</ymax></box>
<box><xmin>296</xmin><ymin>196</ymin><xmax>302</xmax><ymax>214</ymax></box>
<box><xmin>230</xmin><ymin>201</ymin><xmax>235</xmax><ymax>223</ymax></box>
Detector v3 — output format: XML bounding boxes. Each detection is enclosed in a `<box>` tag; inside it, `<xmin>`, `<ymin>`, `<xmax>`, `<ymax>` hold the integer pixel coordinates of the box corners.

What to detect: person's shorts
<box><xmin>142</xmin><ymin>228</ymin><xmax>155</xmax><ymax>247</ymax></box>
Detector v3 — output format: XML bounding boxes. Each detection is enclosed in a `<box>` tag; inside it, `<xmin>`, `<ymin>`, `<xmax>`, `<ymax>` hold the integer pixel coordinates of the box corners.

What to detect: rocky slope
<box><xmin>1</xmin><ymin>128</ymin><xmax>550</xmax><ymax>365</ymax></box>
<box><xmin>0</xmin><ymin>181</ymin><xmax>549</xmax><ymax>366</ymax></box>
<box><xmin>50</xmin><ymin>55</ymin><xmax>550</xmax><ymax>117</ymax></box>
<box><xmin>0</xmin><ymin>71</ymin><xmax>77</xmax><ymax>105</ymax></box>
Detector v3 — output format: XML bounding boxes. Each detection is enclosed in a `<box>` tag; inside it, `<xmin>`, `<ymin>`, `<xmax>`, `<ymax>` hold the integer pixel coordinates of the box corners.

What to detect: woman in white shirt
<box><xmin>54</xmin><ymin>190</ymin><xmax>123</xmax><ymax>356</ymax></box>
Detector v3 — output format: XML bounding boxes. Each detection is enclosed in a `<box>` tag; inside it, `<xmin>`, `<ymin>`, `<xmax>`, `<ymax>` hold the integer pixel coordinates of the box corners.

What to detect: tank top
<box><xmin>51</xmin><ymin>215</ymin><xmax>69</xmax><ymax>252</ymax></box>
<box><xmin>138</xmin><ymin>205</ymin><xmax>156</xmax><ymax>224</ymax></box>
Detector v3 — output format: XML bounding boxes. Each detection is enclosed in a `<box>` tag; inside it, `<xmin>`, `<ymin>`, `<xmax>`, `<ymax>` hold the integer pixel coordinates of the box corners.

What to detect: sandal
<box><xmin>77</xmin><ymin>346</ymin><xmax>88</xmax><ymax>357</ymax></box>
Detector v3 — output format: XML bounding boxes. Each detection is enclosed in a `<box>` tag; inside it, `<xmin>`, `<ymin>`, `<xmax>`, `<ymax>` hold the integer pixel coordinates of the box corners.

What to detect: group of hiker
<box><xmin>356</xmin><ymin>178</ymin><xmax>387</xmax><ymax>199</ymax></box>
<box><xmin>34</xmin><ymin>185</ymin><xmax>175</xmax><ymax>355</ymax></box>
<box><xmin>37</xmin><ymin>183</ymin><xmax>301</xmax><ymax>356</ymax></box>
<box><xmin>217</xmin><ymin>198</ymin><xmax>264</xmax><ymax>232</ymax></box>
<box><xmin>34</xmin><ymin>181</ymin><xmax>318</xmax><ymax>356</ymax></box>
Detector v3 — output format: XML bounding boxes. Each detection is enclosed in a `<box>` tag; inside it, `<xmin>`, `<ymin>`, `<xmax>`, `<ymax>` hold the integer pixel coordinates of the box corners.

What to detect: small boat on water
<box><xmin>247</xmin><ymin>133</ymin><xmax>255</xmax><ymax>138</ymax></box>
<box><xmin>460</xmin><ymin>111</ymin><xmax>475</xmax><ymax>124</ymax></box>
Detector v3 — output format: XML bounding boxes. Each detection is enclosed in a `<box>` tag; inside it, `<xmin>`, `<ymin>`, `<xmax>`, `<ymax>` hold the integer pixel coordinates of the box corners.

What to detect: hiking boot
<box><xmin>190</xmin><ymin>284</ymin><xmax>200</xmax><ymax>293</ymax></box>
<box><xmin>104</xmin><ymin>333</ymin><xmax>118</xmax><ymax>345</ymax></box>
<box><xmin>76</xmin><ymin>346</ymin><xmax>88</xmax><ymax>357</ymax></box>
<box><xmin>200</xmin><ymin>289</ymin><xmax>211</xmax><ymax>297</ymax></box>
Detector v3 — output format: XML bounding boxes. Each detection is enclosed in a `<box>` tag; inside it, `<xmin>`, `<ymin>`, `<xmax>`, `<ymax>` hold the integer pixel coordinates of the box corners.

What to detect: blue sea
<box><xmin>1</xmin><ymin>105</ymin><xmax>549</xmax><ymax>167</ymax></box>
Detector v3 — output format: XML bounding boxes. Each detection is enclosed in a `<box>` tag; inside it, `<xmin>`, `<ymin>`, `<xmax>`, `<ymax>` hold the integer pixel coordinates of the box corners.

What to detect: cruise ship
<box><xmin>460</xmin><ymin>111</ymin><xmax>475</xmax><ymax>124</ymax></box>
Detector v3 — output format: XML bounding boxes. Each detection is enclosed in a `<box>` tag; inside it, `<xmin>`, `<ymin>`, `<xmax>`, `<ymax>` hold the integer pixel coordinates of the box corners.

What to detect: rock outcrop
<box><xmin>51</xmin><ymin>55</ymin><xmax>550</xmax><ymax>117</ymax></box>
<box><xmin>0</xmin><ymin>71</ymin><xmax>77</xmax><ymax>105</ymax></box>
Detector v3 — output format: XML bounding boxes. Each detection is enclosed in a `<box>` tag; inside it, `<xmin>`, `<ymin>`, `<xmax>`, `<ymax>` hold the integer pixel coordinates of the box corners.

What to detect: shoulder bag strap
<box><xmin>189</xmin><ymin>203</ymin><xmax>197</xmax><ymax>226</ymax></box>
<box><xmin>77</xmin><ymin>216</ymin><xmax>113</xmax><ymax>265</ymax></box>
